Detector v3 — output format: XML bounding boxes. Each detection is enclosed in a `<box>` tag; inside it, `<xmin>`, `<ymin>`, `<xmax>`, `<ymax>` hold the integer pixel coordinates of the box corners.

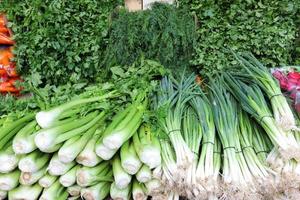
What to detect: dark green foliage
<box><xmin>179</xmin><ymin>0</ymin><xmax>299</xmax><ymax>74</ymax></box>
<box><xmin>0</xmin><ymin>0</ymin><xmax>123</xmax><ymax>86</ymax></box>
<box><xmin>104</xmin><ymin>3</ymin><xmax>197</xmax><ymax>72</ymax></box>
<box><xmin>293</xmin><ymin>9</ymin><xmax>300</xmax><ymax>64</ymax></box>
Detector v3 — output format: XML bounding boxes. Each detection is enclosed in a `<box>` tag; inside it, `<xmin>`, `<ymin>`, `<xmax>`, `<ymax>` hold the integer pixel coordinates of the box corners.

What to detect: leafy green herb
<box><xmin>0</xmin><ymin>0</ymin><xmax>123</xmax><ymax>86</ymax></box>
<box><xmin>104</xmin><ymin>3</ymin><xmax>197</xmax><ymax>73</ymax></box>
<box><xmin>179</xmin><ymin>0</ymin><xmax>299</xmax><ymax>73</ymax></box>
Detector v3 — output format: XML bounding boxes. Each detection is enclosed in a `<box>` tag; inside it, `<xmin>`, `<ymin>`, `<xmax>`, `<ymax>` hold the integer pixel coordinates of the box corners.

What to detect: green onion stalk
<box><xmin>35</xmin><ymin>90</ymin><xmax>116</xmax><ymax>129</ymax></box>
<box><xmin>110</xmin><ymin>181</ymin><xmax>131</xmax><ymax>200</ymax></box>
<box><xmin>38</xmin><ymin>173</ymin><xmax>57</xmax><ymax>188</ymax></box>
<box><xmin>279</xmin><ymin>159</ymin><xmax>300</xmax><ymax>198</ymax></box>
<box><xmin>120</xmin><ymin>139</ymin><xmax>142</xmax><ymax>175</ymax></box>
<box><xmin>190</xmin><ymin>93</ymin><xmax>218</xmax><ymax>198</ymax></box>
<box><xmin>76</xmin><ymin>162</ymin><xmax>112</xmax><ymax>187</ymax></box>
<box><xmin>18</xmin><ymin>150</ymin><xmax>50</xmax><ymax>173</ymax></box>
<box><xmin>234</xmin><ymin>52</ymin><xmax>297</xmax><ymax>131</ymax></box>
<box><xmin>252</xmin><ymin>124</ymin><xmax>273</xmax><ymax>163</ymax></box>
<box><xmin>276</xmin><ymin>116</ymin><xmax>300</xmax><ymax>197</ymax></box>
<box><xmin>39</xmin><ymin>180</ymin><xmax>68</xmax><ymax>200</ymax></box>
<box><xmin>238</xmin><ymin>110</ymin><xmax>276</xmax><ymax>198</ymax></box>
<box><xmin>76</xmin><ymin>128</ymin><xmax>103</xmax><ymax>167</ymax></box>
<box><xmin>154</xmin><ymin>76</ymin><xmax>196</xmax><ymax>187</ymax></box>
<box><xmin>210</xmin><ymin>81</ymin><xmax>256</xmax><ymax>199</ymax></box>
<box><xmin>224</xmin><ymin>73</ymin><xmax>300</xmax><ymax>161</ymax></box>
<box><xmin>19</xmin><ymin>164</ymin><xmax>47</xmax><ymax>186</ymax></box>
<box><xmin>209</xmin><ymin>138</ymin><xmax>222</xmax><ymax>200</ymax></box>
<box><xmin>48</xmin><ymin>153</ymin><xmax>76</xmax><ymax>176</ymax></box>
<box><xmin>181</xmin><ymin>106</ymin><xmax>202</xmax><ymax>197</ymax></box>
<box><xmin>59</xmin><ymin>165</ymin><xmax>80</xmax><ymax>187</ymax></box>
<box><xmin>168</xmin><ymin>191</ymin><xmax>180</xmax><ymax>200</ymax></box>
<box><xmin>0</xmin><ymin>169</ymin><xmax>20</xmax><ymax>191</ymax></box>
<box><xmin>35</xmin><ymin>111</ymin><xmax>105</xmax><ymax>153</ymax></box>
<box><xmin>8</xmin><ymin>183</ymin><xmax>43</xmax><ymax>200</ymax></box>
<box><xmin>81</xmin><ymin>182</ymin><xmax>110</xmax><ymax>200</ymax></box>
<box><xmin>133</xmin><ymin>124</ymin><xmax>161</xmax><ymax>169</ymax></box>
<box><xmin>159</xmin><ymin>140</ymin><xmax>178</xmax><ymax>191</ymax></box>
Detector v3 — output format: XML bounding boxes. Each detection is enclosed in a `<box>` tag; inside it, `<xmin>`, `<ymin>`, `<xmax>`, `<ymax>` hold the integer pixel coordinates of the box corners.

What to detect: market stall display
<box><xmin>0</xmin><ymin>1</ymin><xmax>299</xmax><ymax>200</ymax></box>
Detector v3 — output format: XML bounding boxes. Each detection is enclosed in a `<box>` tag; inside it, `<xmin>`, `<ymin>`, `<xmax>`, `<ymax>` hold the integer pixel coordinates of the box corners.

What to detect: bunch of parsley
<box><xmin>179</xmin><ymin>0</ymin><xmax>299</xmax><ymax>73</ymax></box>
<box><xmin>0</xmin><ymin>0</ymin><xmax>122</xmax><ymax>86</ymax></box>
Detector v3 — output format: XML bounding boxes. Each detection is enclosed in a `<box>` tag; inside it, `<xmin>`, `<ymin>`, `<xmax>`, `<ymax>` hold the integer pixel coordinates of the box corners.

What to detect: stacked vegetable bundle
<box><xmin>0</xmin><ymin>83</ymin><xmax>163</xmax><ymax>200</ymax></box>
<box><xmin>150</xmin><ymin>53</ymin><xmax>300</xmax><ymax>200</ymax></box>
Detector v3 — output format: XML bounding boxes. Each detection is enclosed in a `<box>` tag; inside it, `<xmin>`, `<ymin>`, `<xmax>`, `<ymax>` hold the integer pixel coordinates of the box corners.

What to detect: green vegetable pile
<box><xmin>1</xmin><ymin>1</ymin><xmax>300</xmax><ymax>199</ymax></box>
<box><xmin>2</xmin><ymin>54</ymin><xmax>300</xmax><ymax>200</ymax></box>
<box><xmin>104</xmin><ymin>3</ymin><xmax>197</xmax><ymax>73</ymax></box>
<box><xmin>0</xmin><ymin>59</ymin><xmax>165</xmax><ymax>200</ymax></box>
<box><xmin>0</xmin><ymin>0</ymin><xmax>123</xmax><ymax>86</ymax></box>
<box><xmin>179</xmin><ymin>0</ymin><xmax>300</xmax><ymax>73</ymax></box>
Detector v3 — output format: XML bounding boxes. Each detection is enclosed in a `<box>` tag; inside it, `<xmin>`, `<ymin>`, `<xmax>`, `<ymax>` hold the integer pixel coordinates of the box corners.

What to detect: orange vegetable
<box><xmin>0</xmin><ymin>33</ymin><xmax>14</xmax><ymax>45</ymax></box>
<box><xmin>0</xmin><ymin>49</ymin><xmax>13</xmax><ymax>66</ymax></box>
<box><xmin>0</xmin><ymin>86</ymin><xmax>20</xmax><ymax>93</ymax></box>
<box><xmin>0</xmin><ymin>27</ymin><xmax>9</xmax><ymax>35</ymax></box>
<box><xmin>0</xmin><ymin>79</ymin><xmax>21</xmax><ymax>93</ymax></box>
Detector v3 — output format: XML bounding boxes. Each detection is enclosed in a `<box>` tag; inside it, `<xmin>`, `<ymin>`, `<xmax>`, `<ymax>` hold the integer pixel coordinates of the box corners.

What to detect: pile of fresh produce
<box><xmin>179</xmin><ymin>0</ymin><xmax>299</xmax><ymax>74</ymax></box>
<box><xmin>0</xmin><ymin>1</ymin><xmax>300</xmax><ymax>200</ymax></box>
<box><xmin>0</xmin><ymin>53</ymin><xmax>300</xmax><ymax>200</ymax></box>
<box><xmin>104</xmin><ymin>3</ymin><xmax>197</xmax><ymax>73</ymax></box>
<box><xmin>0</xmin><ymin>97</ymin><xmax>160</xmax><ymax>199</ymax></box>
<box><xmin>0</xmin><ymin>14</ymin><xmax>21</xmax><ymax>94</ymax></box>
<box><xmin>0</xmin><ymin>0</ymin><xmax>123</xmax><ymax>87</ymax></box>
